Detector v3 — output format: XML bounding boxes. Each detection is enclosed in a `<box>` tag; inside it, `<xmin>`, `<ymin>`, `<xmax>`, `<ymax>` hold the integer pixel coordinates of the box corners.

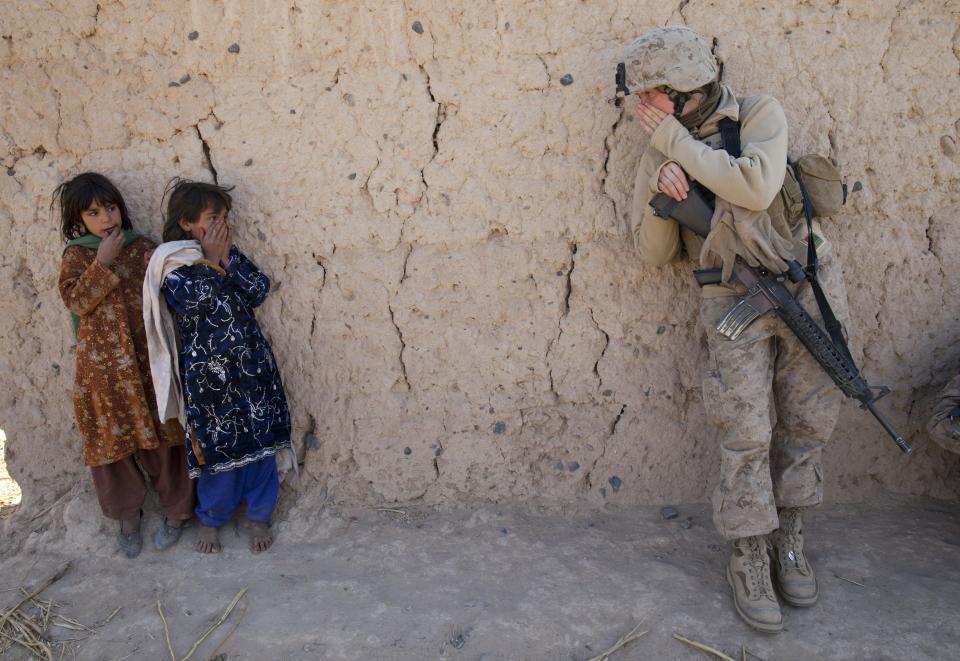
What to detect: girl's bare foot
<box><xmin>247</xmin><ymin>520</ymin><xmax>273</xmax><ymax>554</ymax></box>
<box><xmin>196</xmin><ymin>524</ymin><xmax>222</xmax><ymax>554</ymax></box>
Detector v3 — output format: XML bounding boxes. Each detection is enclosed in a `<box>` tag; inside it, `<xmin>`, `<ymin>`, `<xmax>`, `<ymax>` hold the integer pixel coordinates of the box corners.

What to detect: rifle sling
<box><xmin>718</xmin><ymin>118</ymin><xmax>742</xmax><ymax>158</ymax></box>
<box><xmin>790</xmin><ymin>159</ymin><xmax>857</xmax><ymax>366</ymax></box>
<box><xmin>719</xmin><ymin>119</ymin><xmax>856</xmax><ymax>367</ymax></box>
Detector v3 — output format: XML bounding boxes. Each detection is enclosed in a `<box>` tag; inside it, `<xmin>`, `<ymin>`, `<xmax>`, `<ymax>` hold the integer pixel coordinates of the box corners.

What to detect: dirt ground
<box><xmin>1</xmin><ymin>495</ymin><xmax>958</xmax><ymax>661</ymax></box>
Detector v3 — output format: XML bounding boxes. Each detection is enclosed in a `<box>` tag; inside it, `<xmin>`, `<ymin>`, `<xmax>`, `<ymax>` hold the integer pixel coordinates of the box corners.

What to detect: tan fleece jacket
<box><xmin>631</xmin><ymin>85</ymin><xmax>829</xmax><ymax>297</ymax></box>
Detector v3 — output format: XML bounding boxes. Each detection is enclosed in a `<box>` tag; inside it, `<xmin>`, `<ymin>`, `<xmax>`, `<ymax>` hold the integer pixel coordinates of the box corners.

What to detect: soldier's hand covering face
<box><xmin>636</xmin><ymin>95</ymin><xmax>671</xmax><ymax>135</ymax></box>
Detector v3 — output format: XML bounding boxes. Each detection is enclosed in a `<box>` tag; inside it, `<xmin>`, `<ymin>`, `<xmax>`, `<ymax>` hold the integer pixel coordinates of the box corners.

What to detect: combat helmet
<box><xmin>617</xmin><ymin>26</ymin><xmax>719</xmax><ymax>116</ymax></box>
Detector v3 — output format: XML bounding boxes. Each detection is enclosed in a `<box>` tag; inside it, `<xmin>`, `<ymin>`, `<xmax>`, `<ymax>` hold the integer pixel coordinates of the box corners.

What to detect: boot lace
<box><xmin>743</xmin><ymin>537</ymin><xmax>775</xmax><ymax>599</ymax></box>
<box><xmin>777</xmin><ymin>509</ymin><xmax>807</xmax><ymax>569</ymax></box>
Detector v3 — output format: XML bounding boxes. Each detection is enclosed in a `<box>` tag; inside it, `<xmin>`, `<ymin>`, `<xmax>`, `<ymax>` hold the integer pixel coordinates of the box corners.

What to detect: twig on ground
<box><xmin>0</xmin><ymin>614</ymin><xmax>53</xmax><ymax>660</ymax></box>
<box><xmin>30</xmin><ymin>482</ymin><xmax>79</xmax><ymax>521</ymax></box>
<box><xmin>108</xmin><ymin>645</ymin><xmax>141</xmax><ymax>661</ymax></box>
<box><xmin>673</xmin><ymin>633</ymin><xmax>737</xmax><ymax>661</ymax></box>
<box><xmin>157</xmin><ymin>601</ymin><xmax>176</xmax><ymax>661</ymax></box>
<box><xmin>0</xmin><ymin>563</ymin><xmax>70</xmax><ymax>631</ymax></box>
<box><xmin>834</xmin><ymin>574</ymin><xmax>866</xmax><ymax>588</ymax></box>
<box><xmin>99</xmin><ymin>607</ymin><xmax>122</xmax><ymax>626</ymax></box>
<box><xmin>586</xmin><ymin>621</ymin><xmax>647</xmax><ymax>661</ymax></box>
<box><xmin>204</xmin><ymin>601</ymin><xmax>248</xmax><ymax>661</ymax></box>
<box><xmin>742</xmin><ymin>644</ymin><xmax>746</xmax><ymax>661</ymax></box>
<box><xmin>180</xmin><ymin>588</ymin><xmax>247</xmax><ymax>661</ymax></box>
<box><xmin>51</xmin><ymin>614</ymin><xmax>96</xmax><ymax>632</ymax></box>
<box><xmin>372</xmin><ymin>507</ymin><xmax>406</xmax><ymax>515</ymax></box>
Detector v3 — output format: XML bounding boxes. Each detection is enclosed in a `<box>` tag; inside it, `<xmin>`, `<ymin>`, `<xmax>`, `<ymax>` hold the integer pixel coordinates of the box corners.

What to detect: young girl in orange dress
<box><xmin>55</xmin><ymin>172</ymin><xmax>194</xmax><ymax>558</ymax></box>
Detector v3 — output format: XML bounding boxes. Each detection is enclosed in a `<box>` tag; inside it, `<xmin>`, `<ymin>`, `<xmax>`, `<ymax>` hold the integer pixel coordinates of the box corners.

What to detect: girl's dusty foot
<box><xmin>117</xmin><ymin>511</ymin><xmax>143</xmax><ymax>559</ymax></box>
<box><xmin>196</xmin><ymin>524</ymin><xmax>222</xmax><ymax>554</ymax></box>
<box><xmin>247</xmin><ymin>520</ymin><xmax>273</xmax><ymax>554</ymax></box>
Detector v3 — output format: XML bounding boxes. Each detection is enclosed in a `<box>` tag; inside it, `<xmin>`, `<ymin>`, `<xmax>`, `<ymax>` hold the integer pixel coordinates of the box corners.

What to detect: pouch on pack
<box><xmin>720</xmin><ymin>118</ymin><xmax>847</xmax><ymax>233</ymax></box>
<box><xmin>774</xmin><ymin>154</ymin><xmax>846</xmax><ymax>229</ymax></box>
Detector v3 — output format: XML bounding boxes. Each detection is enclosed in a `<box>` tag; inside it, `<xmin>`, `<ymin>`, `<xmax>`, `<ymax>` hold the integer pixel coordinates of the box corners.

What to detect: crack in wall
<box><xmin>36</xmin><ymin>64</ymin><xmax>64</xmax><ymax>153</ymax></box>
<box><xmin>308</xmin><ymin>252</ymin><xmax>326</xmax><ymax>340</ymax></box>
<box><xmin>924</xmin><ymin>215</ymin><xmax>948</xmax><ymax>310</ymax></box>
<box><xmin>874</xmin><ymin>261</ymin><xmax>897</xmax><ymax>329</ymax></box>
<box><xmin>878</xmin><ymin>0</ymin><xmax>907</xmax><ymax>84</ymax></box>
<box><xmin>388</xmin><ymin>302</ymin><xmax>410</xmax><ymax>391</ymax></box>
<box><xmin>418</xmin><ymin>64</ymin><xmax>445</xmax><ymax>201</ymax></box>
<box><xmin>600</xmin><ymin>105</ymin><xmax>625</xmax><ymax>229</ymax></box>
<box><xmin>536</xmin><ymin>54</ymin><xmax>552</xmax><ymax>85</ymax></box>
<box><xmin>399</xmin><ymin>243</ymin><xmax>413</xmax><ymax>285</ymax></box>
<box><xmin>562</xmin><ymin>242</ymin><xmax>577</xmax><ymax>316</ymax></box>
<box><xmin>193</xmin><ymin>124</ymin><xmax>219</xmax><ymax>184</ymax></box>
<box><xmin>360</xmin><ymin>157</ymin><xmax>381</xmax><ymax>211</ymax></box>
<box><xmin>925</xmin><ymin>215</ymin><xmax>937</xmax><ymax>256</ymax></box>
<box><xmin>610</xmin><ymin>403</ymin><xmax>626</xmax><ymax>436</ymax></box>
<box><xmin>583</xmin><ymin>404</ymin><xmax>625</xmax><ymax>489</ymax></box>
<box><xmin>81</xmin><ymin>3</ymin><xmax>101</xmax><ymax>38</ymax></box>
<box><xmin>710</xmin><ymin>37</ymin><xmax>724</xmax><ymax>82</ymax></box>
<box><xmin>545</xmin><ymin>242</ymin><xmax>577</xmax><ymax>400</ymax></box>
<box><xmin>589</xmin><ymin>307</ymin><xmax>609</xmax><ymax>388</ymax></box>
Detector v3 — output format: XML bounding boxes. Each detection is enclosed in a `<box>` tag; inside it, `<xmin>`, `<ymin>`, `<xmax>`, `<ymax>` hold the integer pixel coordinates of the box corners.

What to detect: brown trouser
<box><xmin>90</xmin><ymin>445</ymin><xmax>195</xmax><ymax>521</ymax></box>
<box><xmin>700</xmin><ymin>255</ymin><xmax>848</xmax><ymax>540</ymax></box>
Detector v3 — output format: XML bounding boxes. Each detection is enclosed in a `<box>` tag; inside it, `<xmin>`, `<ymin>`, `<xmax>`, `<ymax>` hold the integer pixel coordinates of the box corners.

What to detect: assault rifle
<box><xmin>650</xmin><ymin>188</ymin><xmax>912</xmax><ymax>454</ymax></box>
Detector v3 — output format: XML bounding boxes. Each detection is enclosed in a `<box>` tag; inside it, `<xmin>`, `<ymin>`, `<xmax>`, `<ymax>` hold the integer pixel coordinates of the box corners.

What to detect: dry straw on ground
<box><xmin>586</xmin><ymin>620</ymin><xmax>647</xmax><ymax>661</ymax></box>
<box><xmin>155</xmin><ymin>587</ymin><xmax>248</xmax><ymax>661</ymax></box>
<box><xmin>673</xmin><ymin>632</ymin><xmax>738</xmax><ymax>661</ymax></box>
<box><xmin>0</xmin><ymin>564</ymin><xmax>71</xmax><ymax>660</ymax></box>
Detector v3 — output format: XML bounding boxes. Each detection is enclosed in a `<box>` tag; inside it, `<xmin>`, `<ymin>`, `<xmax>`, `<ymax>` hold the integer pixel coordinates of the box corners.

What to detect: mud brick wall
<box><xmin>2</xmin><ymin>1</ymin><xmax>959</xmax><ymax>517</ymax></box>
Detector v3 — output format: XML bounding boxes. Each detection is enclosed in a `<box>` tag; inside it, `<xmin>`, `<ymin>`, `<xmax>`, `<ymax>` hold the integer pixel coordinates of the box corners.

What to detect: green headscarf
<box><xmin>63</xmin><ymin>230</ymin><xmax>142</xmax><ymax>337</ymax></box>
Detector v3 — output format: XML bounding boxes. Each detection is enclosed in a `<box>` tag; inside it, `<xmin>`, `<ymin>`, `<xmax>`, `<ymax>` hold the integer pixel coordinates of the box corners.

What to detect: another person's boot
<box><xmin>726</xmin><ymin>535</ymin><xmax>783</xmax><ymax>632</ymax></box>
<box><xmin>769</xmin><ymin>507</ymin><xmax>819</xmax><ymax>607</ymax></box>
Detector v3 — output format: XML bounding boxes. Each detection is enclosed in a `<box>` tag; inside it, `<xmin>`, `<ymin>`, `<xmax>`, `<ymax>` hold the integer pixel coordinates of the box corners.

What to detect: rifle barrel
<box><xmin>865</xmin><ymin>400</ymin><xmax>912</xmax><ymax>454</ymax></box>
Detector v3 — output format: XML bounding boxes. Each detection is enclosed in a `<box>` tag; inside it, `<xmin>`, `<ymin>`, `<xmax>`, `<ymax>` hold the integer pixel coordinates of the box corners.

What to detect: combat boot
<box><xmin>726</xmin><ymin>535</ymin><xmax>783</xmax><ymax>633</ymax></box>
<box><xmin>769</xmin><ymin>507</ymin><xmax>819</xmax><ymax>607</ymax></box>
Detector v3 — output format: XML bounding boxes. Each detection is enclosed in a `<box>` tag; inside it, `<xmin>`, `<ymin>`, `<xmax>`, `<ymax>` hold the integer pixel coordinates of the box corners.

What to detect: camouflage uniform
<box><xmin>626</xmin><ymin>27</ymin><xmax>849</xmax><ymax>541</ymax></box>
<box><xmin>701</xmin><ymin>255</ymin><xmax>847</xmax><ymax>538</ymax></box>
<box><xmin>927</xmin><ymin>375</ymin><xmax>960</xmax><ymax>454</ymax></box>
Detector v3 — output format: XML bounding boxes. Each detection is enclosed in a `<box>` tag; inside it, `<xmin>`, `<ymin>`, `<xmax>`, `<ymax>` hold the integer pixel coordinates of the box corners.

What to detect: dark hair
<box><xmin>51</xmin><ymin>172</ymin><xmax>133</xmax><ymax>241</ymax></box>
<box><xmin>162</xmin><ymin>178</ymin><xmax>235</xmax><ymax>242</ymax></box>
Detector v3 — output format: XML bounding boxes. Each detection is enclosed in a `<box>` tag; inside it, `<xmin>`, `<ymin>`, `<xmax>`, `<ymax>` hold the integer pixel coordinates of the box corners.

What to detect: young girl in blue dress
<box><xmin>154</xmin><ymin>180</ymin><xmax>291</xmax><ymax>554</ymax></box>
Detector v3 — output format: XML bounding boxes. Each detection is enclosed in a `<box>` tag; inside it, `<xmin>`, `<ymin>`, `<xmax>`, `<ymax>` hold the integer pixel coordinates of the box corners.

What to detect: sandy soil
<box><xmin>1</xmin><ymin>496</ymin><xmax>958</xmax><ymax>660</ymax></box>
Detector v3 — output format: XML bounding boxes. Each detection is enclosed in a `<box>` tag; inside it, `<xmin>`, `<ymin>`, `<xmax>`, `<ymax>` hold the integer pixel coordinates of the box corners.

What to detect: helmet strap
<box><xmin>665</xmin><ymin>87</ymin><xmax>691</xmax><ymax>118</ymax></box>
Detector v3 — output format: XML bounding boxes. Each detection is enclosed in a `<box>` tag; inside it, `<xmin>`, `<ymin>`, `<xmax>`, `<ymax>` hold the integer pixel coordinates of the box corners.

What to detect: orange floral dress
<box><xmin>59</xmin><ymin>237</ymin><xmax>183</xmax><ymax>466</ymax></box>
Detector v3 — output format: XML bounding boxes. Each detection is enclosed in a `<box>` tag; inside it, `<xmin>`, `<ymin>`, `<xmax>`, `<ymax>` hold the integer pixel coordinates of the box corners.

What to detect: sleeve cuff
<box><xmin>194</xmin><ymin>258</ymin><xmax>227</xmax><ymax>276</ymax></box>
<box><xmin>649</xmin><ymin>115</ymin><xmax>688</xmax><ymax>156</ymax></box>
<box><xmin>650</xmin><ymin>159</ymin><xmax>681</xmax><ymax>194</ymax></box>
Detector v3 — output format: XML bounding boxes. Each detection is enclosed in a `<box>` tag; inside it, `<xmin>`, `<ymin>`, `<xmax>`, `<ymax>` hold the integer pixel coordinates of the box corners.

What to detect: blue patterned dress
<box><xmin>162</xmin><ymin>246</ymin><xmax>291</xmax><ymax>478</ymax></box>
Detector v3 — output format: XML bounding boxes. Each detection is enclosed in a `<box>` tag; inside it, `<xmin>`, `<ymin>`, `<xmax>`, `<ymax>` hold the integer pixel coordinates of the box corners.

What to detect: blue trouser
<box><xmin>195</xmin><ymin>455</ymin><xmax>279</xmax><ymax>527</ymax></box>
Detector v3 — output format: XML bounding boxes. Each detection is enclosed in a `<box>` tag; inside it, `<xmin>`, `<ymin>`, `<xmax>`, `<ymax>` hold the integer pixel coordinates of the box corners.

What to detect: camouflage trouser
<box><xmin>700</xmin><ymin>256</ymin><xmax>848</xmax><ymax>540</ymax></box>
